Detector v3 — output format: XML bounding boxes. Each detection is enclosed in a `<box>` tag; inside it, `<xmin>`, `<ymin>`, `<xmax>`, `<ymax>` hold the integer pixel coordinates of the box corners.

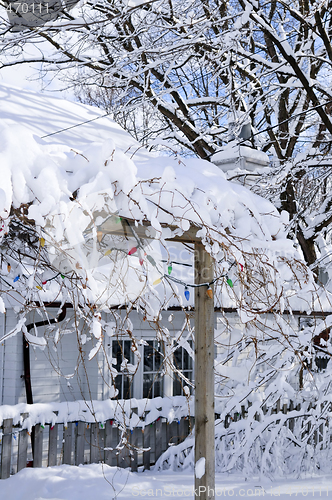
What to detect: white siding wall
<box><xmin>26</xmin><ymin>309</ymin><xmax>86</xmax><ymax>404</ymax></box>
<box><xmin>0</xmin><ymin>307</ymin><xmax>213</xmax><ymax>405</ymax></box>
<box><xmin>0</xmin><ymin>307</ymin><xmax>302</xmax><ymax>406</ymax></box>
<box><xmin>0</xmin><ymin>312</ymin><xmax>26</xmax><ymax>405</ymax></box>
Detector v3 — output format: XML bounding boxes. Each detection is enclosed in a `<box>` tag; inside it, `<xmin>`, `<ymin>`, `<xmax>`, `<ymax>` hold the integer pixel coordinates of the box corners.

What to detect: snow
<box><xmin>0</xmin><ymin>464</ymin><xmax>331</xmax><ymax>500</ymax></box>
<box><xmin>0</xmin><ymin>297</ymin><xmax>5</xmax><ymax>313</ymax></box>
<box><xmin>214</xmin><ymin>361</ymin><xmax>253</xmax><ymax>383</ymax></box>
<box><xmin>0</xmin><ymin>83</ymin><xmax>137</xmax><ymax>150</ymax></box>
<box><xmin>0</xmin><ymin>397</ymin><xmax>192</xmax><ymax>431</ymax></box>
<box><xmin>0</xmin><ymin>82</ymin><xmax>312</xmax><ymax>316</ymax></box>
<box><xmin>23</xmin><ymin>330</ymin><xmax>47</xmax><ymax>349</ymax></box>
<box><xmin>195</xmin><ymin>457</ymin><xmax>205</xmax><ymax>479</ymax></box>
<box><xmin>211</xmin><ymin>141</ymin><xmax>269</xmax><ymax>170</ymax></box>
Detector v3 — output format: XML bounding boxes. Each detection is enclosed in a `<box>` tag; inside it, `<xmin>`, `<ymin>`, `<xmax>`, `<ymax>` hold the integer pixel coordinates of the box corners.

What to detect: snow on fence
<box><xmin>1</xmin><ymin>398</ymin><xmax>331</xmax><ymax>478</ymax></box>
<box><xmin>0</xmin><ymin>397</ymin><xmax>193</xmax><ymax>478</ymax></box>
<box><xmin>0</xmin><ymin>414</ymin><xmax>193</xmax><ymax>478</ymax></box>
<box><xmin>154</xmin><ymin>399</ymin><xmax>332</xmax><ymax>475</ymax></box>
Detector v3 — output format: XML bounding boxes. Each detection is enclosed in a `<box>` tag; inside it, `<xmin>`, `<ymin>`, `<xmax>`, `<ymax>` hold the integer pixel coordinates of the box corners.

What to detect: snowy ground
<box><xmin>0</xmin><ymin>464</ymin><xmax>331</xmax><ymax>500</ymax></box>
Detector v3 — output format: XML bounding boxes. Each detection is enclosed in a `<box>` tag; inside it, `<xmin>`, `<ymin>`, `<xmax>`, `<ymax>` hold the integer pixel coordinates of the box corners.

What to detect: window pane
<box><xmin>153</xmin><ymin>375</ymin><xmax>163</xmax><ymax>398</ymax></box>
<box><xmin>124</xmin><ymin>340</ymin><xmax>131</xmax><ymax>361</ymax></box>
<box><xmin>114</xmin><ymin>374</ymin><xmax>122</xmax><ymax>398</ymax></box>
<box><xmin>112</xmin><ymin>341</ymin><xmax>122</xmax><ymax>371</ymax></box>
<box><xmin>154</xmin><ymin>343</ymin><xmax>163</xmax><ymax>370</ymax></box>
<box><xmin>174</xmin><ymin>348</ymin><xmax>183</xmax><ymax>369</ymax></box>
<box><xmin>143</xmin><ymin>373</ymin><xmax>154</xmax><ymax>398</ymax></box>
<box><xmin>144</xmin><ymin>342</ymin><xmax>153</xmax><ymax>371</ymax></box>
<box><xmin>183</xmin><ymin>370</ymin><xmax>193</xmax><ymax>386</ymax></box>
<box><xmin>173</xmin><ymin>376</ymin><xmax>182</xmax><ymax>396</ymax></box>
<box><xmin>112</xmin><ymin>340</ymin><xmax>132</xmax><ymax>399</ymax></box>
<box><xmin>183</xmin><ymin>349</ymin><xmax>190</xmax><ymax>370</ymax></box>
<box><xmin>123</xmin><ymin>375</ymin><xmax>131</xmax><ymax>399</ymax></box>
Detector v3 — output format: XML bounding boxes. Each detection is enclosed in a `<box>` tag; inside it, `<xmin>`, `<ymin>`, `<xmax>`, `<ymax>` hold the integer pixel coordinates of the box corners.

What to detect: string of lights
<box><xmin>7</xmin><ymin>215</ymin><xmax>241</xmax><ymax>299</ymax></box>
<box><xmin>121</xmin><ymin>217</ymin><xmax>241</xmax><ymax>301</ymax></box>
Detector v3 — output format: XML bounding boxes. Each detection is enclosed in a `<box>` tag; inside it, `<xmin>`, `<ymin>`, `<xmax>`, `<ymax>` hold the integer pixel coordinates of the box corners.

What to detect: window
<box><xmin>143</xmin><ymin>340</ymin><xmax>164</xmax><ymax>398</ymax></box>
<box><xmin>111</xmin><ymin>339</ymin><xmax>133</xmax><ymax>399</ymax></box>
<box><xmin>173</xmin><ymin>341</ymin><xmax>194</xmax><ymax>396</ymax></box>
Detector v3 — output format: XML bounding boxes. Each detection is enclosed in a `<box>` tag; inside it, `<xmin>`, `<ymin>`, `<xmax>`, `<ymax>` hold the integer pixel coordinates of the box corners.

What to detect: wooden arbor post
<box><xmin>82</xmin><ymin>216</ymin><xmax>216</xmax><ymax>491</ymax></box>
<box><xmin>194</xmin><ymin>243</ymin><xmax>215</xmax><ymax>499</ymax></box>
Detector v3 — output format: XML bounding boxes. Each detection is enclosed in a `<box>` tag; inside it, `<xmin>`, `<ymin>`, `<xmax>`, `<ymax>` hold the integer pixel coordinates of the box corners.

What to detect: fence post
<box><xmin>1</xmin><ymin>418</ymin><xmax>13</xmax><ymax>479</ymax></box>
<box><xmin>17</xmin><ymin>413</ymin><xmax>29</xmax><ymax>472</ymax></box>
<box><xmin>48</xmin><ymin>424</ymin><xmax>58</xmax><ymax>467</ymax></box>
<box><xmin>33</xmin><ymin>424</ymin><xmax>43</xmax><ymax>468</ymax></box>
<box><xmin>194</xmin><ymin>243</ymin><xmax>215</xmax><ymax>500</ymax></box>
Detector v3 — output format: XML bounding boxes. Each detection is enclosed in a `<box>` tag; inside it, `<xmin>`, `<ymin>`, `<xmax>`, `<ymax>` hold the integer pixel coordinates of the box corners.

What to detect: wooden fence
<box><xmin>0</xmin><ymin>413</ymin><xmax>193</xmax><ymax>479</ymax></box>
<box><xmin>1</xmin><ymin>398</ymin><xmax>330</xmax><ymax>479</ymax></box>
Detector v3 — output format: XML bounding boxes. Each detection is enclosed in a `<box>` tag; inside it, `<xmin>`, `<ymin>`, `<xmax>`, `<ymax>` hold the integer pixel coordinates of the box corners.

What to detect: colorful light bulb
<box><xmin>128</xmin><ymin>247</ymin><xmax>137</xmax><ymax>255</ymax></box>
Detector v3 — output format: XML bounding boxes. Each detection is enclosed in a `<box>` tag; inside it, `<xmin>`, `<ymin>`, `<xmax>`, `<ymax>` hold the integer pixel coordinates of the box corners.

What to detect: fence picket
<box><xmin>289</xmin><ymin>400</ymin><xmax>295</xmax><ymax>432</ymax></box>
<box><xmin>117</xmin><ymin>428</ymin><xmax>131</xmax><ymax>468</ymax></box>
<box><xmin>179</xmin><ymin>417</ymin><xmax>186</xmax><ymax>443</ymax></box>
<box><xmin>90</xmin><ymin>423</ymin><xmax>99</xmax><ymax>465</ymax></box>
<box><xmin>48</xmin><ymin>424</ymin><xmax>58</xmax><ymax>467</ymax></box>
<box><xmin>99</xmin><ymin>424</ymin><xmax>105</xmax><ymax>463</ymax></box>
<box><xmin>33</xmin><ymin>424</ymin><xmax>43</xmax><ymax>468</ymax></box>
<box><xmin>1</xmin><ymin>418</ymin><xmax>13</xmax><ymax>479</ymax></box>
<box><xmin>75</xmin><ymin>422</ymin><xmax>85</xmax><ymax>466</ymax></box>
<box><xmin>130</xmin><ymin>427</ymin><xmax>139</xmax><ymax>472</ymax></box>
<box><xmin>155</xmin><ymin>418</ymin><xmax>163</xmax><ymax>462</ymax></box>
<box><xmin>143</xmin><ymin>424</ymin><xmax>151</xmax><ymax>470</ymax></box>
<box><xmin>105</xmin><ymin>420</ymin><xmax>118</xmax><ymax>466</ymax></box>
<box><xmin>17</xmin><ymin>413</ymin><xmax>29</xmax><ymax>472</ymax></box>
<box><xmin>63</xmin><ymin>424</ymin><xmax>72</xmax><ymax>465</ymax></box>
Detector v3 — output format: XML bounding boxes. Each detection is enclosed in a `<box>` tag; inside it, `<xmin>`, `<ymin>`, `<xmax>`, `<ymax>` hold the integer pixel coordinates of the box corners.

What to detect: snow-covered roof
<box><xmin>0</xmin><ymin>82</ymin><xmax>137</xmax><ymax>150</ymax></box>
<box><xmin>0</xmin><ymin>84</ymin><xmax>318</xmax><ymax>316</ymax></box>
